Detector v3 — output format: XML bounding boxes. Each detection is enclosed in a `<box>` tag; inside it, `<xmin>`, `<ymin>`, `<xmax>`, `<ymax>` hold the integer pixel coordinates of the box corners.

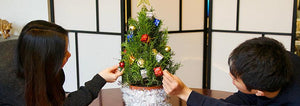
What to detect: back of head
<box><xmin>16</xmin><ymin>20</ymin><xmax>68</xmax><ymax>106</ymax></box>
<box><xmin>228</xmin><ymin>37</ymin><xmax>292</xmax><ymax>92</ymax></box>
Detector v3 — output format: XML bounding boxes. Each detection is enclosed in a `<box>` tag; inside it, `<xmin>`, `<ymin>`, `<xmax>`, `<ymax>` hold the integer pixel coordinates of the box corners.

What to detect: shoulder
<box><xmin>286</xmin><ymin>52</ymin><xmax>300</xmax><ymax>77</ymax></box>
<box><xmin>224</xmin><ymin>91</ymin><xmax>257</xmax><ymax>105</ymax></box>
<box><xmin>287</xmin><ymin>52</ymin><xmax>300</xmax><ymax>76</ymax></box>
<box><xmin>288</xmin><ymin>52</ymin><xmax>300</xmax><ymax>62</ymax></box>
<box><xmin>284</xmin><ymin>52</ymin><xmax>300</xmax><ymax>100</ymax></box>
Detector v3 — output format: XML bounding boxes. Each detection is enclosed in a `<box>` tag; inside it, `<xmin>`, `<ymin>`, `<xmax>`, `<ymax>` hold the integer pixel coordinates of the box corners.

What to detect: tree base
<box><xmin>121</xmin><ymin>86</ymin><xmax>170</xmax><ymax>106</ymax></box>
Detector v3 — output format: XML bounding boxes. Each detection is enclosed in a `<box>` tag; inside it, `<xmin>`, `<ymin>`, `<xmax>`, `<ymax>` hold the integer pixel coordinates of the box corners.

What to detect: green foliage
<box><xmin>121</xmin><ymin>7</ymin><xmax>180</xmax><ymax>87</ymax></box>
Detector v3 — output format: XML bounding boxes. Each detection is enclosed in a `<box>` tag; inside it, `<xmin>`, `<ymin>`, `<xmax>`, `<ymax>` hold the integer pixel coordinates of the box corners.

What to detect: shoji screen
<box><xmin>131</xmin><ymin>0</ymin><xmax>205</xmax><ymax>88</ymax></box>
<box><xmin>62</xmin><ymin>32</ymin><xmax>78</xmax><ymax>92</ymax></box>
<box><xmin>0</xmin><ymin>0</ymin><xmax>48</xmax><ymax>35</ymax></box>
<box><xmin>210</xmin><ymin>0</ymin><xmax>295</xmax><ymax>92</ymax></box>
<box><xmin>52</xmin><ymin>0</ymin><xmax>122</xmax><ymax>92</ymax></box>
<box><xmin>168</xmin><ymin>33</ymin><xmax>204</xmax><ymax>88</ymax></box>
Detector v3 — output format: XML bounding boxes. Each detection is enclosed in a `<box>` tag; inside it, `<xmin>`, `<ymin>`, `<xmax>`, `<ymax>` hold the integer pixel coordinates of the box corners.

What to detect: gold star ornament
<box><xmin>137</xmin><ymin>0</ymin><xmax>150</xmax><ymax>7</ymax></box>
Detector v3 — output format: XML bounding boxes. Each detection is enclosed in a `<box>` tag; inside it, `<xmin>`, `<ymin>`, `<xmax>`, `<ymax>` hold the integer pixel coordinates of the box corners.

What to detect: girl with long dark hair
<box><xmin>16</xmin><ymin>20</ymin><xmax>123</xmax><ymax>106</ymax></box>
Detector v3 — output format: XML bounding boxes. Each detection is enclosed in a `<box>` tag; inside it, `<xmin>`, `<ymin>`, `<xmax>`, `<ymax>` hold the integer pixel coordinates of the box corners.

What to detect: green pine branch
<box><xmin>121</xmin><ymin>6</ymin><xmax>180</xmax><ymax>87</ymax></box>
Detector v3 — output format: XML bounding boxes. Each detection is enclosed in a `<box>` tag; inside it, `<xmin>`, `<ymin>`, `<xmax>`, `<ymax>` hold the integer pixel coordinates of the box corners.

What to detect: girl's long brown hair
<box><xmin>17</xmin><ymin>20</ymin><xmax>68</xmax><ymax>106</ymax></box>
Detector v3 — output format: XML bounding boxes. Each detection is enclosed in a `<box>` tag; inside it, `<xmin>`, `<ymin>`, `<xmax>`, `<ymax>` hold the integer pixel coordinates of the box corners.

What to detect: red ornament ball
<box><xmin>154</xmin><ymin>67</ymin><xmax>163</xmax><ymax>77</ymax></box>
<box><xmin>141</xmin><ymin>34</ymin><xmax>149</xmax><ymax>43</ymax></box>
<box><xmin>119</xmin><ymin>62</ymin><xmax>125</xmax><ymax>68</ymax></box>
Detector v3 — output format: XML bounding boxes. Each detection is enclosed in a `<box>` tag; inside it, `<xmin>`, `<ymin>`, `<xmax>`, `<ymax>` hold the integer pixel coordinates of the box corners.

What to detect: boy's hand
<box><xmin>162</xmin><ymin>70</ymin><xmax>192</xmax><ymax>101</ymax></box>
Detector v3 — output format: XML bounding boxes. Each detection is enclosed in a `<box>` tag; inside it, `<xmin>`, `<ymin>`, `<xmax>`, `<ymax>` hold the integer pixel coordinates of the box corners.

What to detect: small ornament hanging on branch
<box><xmin>129</xmin><ymin>25</ymin><xmax>136</xmax><ymax>31</ymax></box>
<box><xmin>141</xmin><ymin>34</ymin><xmax>150</xmax><ymax>43</ymax></box>
<box><xmin>154</xmin><ymin>19</ymin><xmax>160</xmax><ymax>27</ymax></box>
<box><xmin>119</xmin><ymin>62</ymin><xmax>125</xmax><ymax>68</ymax></box>
<box><xmin>129</xmin><ymin>55</ymin><xmax>135</xmax><ymax>64</ymax></box>
<box><xmin>152</xmin><ymin>49</ymin><xmax>158</xmax><ymax>55</ymax></box>
<box><xmin>165</xmin><ymin>46</ymin><xmax>171</xmax><ymax>52</ymax></box>
<box><xmin>140</xmin><ymin>69</ymin><xmax>148</xmax><ymax>78</ymax></box>
<box><xmin>137</xmin><ymin>58</ymin><xmax>145</xmax><ymax>68</ymax></box>
<box><xmin>127</xmin><ymin>34</ymin><xmax>134</xmax><ymax>42</ymax></box>
<box><xmin>129</xmin><ymin>25</ymin><xmax>135</xmax><ymax>34</ymax></box>
<box><xmin>156</xmin><ymin>53</ymin><xmax>164</xmax><ymax>62</ymax></box>
<box><xmin>154</xmin><ymin>67</ymin><xmax>163</xmax><ymax>77</ymax></box>
<box><xmin>146</xmin><ymin>12</ymin><xmax>153</xmax><ymax>18</ymax></box>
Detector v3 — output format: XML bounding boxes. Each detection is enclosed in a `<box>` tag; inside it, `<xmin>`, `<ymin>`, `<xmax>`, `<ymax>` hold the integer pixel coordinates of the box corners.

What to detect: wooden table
<box><xmin>89</xmin><ymin>88</ymin><xmax>233</xmax><ymax>106</ymax></box>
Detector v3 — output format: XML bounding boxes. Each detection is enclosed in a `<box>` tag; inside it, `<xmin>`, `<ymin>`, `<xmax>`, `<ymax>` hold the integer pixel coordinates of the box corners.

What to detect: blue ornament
<box><xmin>127</xmin><ymin>34</ymin><xmax>133</xmax><ymax>42</ymax></box>
<box><xmin>154</xmin><ymin>19</ymin><xmax>160</xmax><ymax>26</ymax></box>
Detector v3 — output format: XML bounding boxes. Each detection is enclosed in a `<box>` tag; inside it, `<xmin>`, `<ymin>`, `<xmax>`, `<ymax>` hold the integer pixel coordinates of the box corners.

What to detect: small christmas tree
<box><xmin>120</xmin><ymin>1</ymin><xmax>180</xmax><ymax>87</ymax></box>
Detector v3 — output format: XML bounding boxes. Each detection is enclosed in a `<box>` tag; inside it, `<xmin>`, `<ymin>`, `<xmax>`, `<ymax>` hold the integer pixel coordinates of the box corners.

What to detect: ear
<box><xmin>255</xmin><ymin>90</ymin><xmax>265</xmax><ymax>96</ymax></box>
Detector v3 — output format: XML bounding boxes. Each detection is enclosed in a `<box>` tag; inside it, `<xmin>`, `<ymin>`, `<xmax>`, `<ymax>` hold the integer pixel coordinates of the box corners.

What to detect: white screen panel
<box><xmin>182</xmin><ymin>0</ymin><xmax>205</xmax><ymax>30</ymax></box>
<box><xmin>212</xmin><ymin>0</ymin><xmax>237</xmax><ymax>30</ymax></box>
<box><xmin>63</xmin><ymin>32</ymin><xmax>78</xmax><ymax>92</ymax></box>
<box><xmin>239</xmin><ymin>0</ymin><xmax>293</xmax><ymax>33</ymax></box>
<box><xmin>78</xmin><ymin>34</ymin><xmax>121</xmax><ymax>89</ymax></box>
<box><xmin>131</xmin><ymin>0</ymin><xmax>179</xmax><ymax>31</ymax></box>
<box><xmin>0</xmin><ymin>0</ymin><xmax>48</xmax><ymax>35</ymax></box>
<box><xmin>265</xmin><ymin>35</ymin><xmax>292</xmax><ymax>51</ymax></box>
<box><xmin>168</xmin><ymin>32</ymin><xmax>203</xmax><ymax>88</ymax></box>
<box><xmin>99</xmin><ymin>0</ymin><xmax>121</xmax><ymax>33</ymax></box>
<box><xmin>54</xmin><ymin>0</ymin><xmax>96</xmax><ymax>31</ymax></box>
<box><xmin>211</xmin><ymin>32</ymin><xmax>261</xmax><ymax>92</ymax></box>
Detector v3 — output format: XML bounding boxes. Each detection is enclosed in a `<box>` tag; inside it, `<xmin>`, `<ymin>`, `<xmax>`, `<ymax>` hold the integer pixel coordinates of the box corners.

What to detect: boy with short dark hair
<box><xmin>163</xmin><ymin>37</ymin><xmax>300</xmax><ymax>105</ymax></box>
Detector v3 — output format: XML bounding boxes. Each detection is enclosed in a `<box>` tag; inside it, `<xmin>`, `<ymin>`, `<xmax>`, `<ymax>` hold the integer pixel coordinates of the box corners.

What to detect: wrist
<box><xmin>98</xmin><ymin>72</ymin><xmax>107</xmax><ymax>81</ymax></box>
<box><xmin>177</xmin><ymin>87</ymin><xmax>192</xmax><ymax>101</ymax></box>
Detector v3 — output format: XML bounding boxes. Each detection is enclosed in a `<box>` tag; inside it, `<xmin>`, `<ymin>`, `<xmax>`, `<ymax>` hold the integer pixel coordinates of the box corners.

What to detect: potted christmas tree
<box><xmin>120</xmin><ymin>0</ymin><xmax>180</xmax><ymax>105</ymax></box>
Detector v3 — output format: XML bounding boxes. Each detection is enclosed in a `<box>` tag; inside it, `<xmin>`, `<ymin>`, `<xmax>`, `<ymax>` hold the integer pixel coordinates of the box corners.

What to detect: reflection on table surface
<box><xmin>89</xmin><ymin>88</ymin><xmax>234</xmax><ymax>106</ymax></box>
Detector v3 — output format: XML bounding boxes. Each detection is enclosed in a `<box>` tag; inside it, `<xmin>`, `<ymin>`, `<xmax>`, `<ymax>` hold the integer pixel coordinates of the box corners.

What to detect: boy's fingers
<box><xmin>163</xmin><ymin>70</ymin><xmax>173</xmax><ymax>82</ymax></box>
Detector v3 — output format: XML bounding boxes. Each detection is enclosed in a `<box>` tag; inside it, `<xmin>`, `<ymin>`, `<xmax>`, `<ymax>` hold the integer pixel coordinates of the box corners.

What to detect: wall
<box><xmin>0</xmin><ymin>0</ymin><xmax>49</xmax><ymax>35</ymax></box>
<box><xmin>53</xmin><ymin>0</ymin><xmax>122</xmax><ymax>92</ymax></box>
<box><xmin>168</xmin><ymin>33</ymin><xmax>204</xmax><ymax>88</ymax></box>
<box><xmin>210</xmin><ymin>0</ymin><xmax>294</xmax><ymax>92</ymax></box>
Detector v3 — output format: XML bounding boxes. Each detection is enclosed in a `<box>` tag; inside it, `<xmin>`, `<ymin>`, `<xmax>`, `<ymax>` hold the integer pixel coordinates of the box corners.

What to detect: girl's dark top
<box><xmin>0</xmin><ymin>72</ymin><xmax>106</xmax><ymax>106</ymax></box>
<box><xmin>64</xmin><ymin>74</ymin><xmax>106</xmax><ymax>106</ymax></box>
<box><xmin>0</xmin><ymin>39</ymin><xmax>107</xmax><ymax>106</ymax></box>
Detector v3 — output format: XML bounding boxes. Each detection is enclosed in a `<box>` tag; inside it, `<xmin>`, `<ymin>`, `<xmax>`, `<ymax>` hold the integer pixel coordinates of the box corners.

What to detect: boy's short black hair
<box><xmin>228</xmin><ymin>37</ymin><xmax>292</xmax><ymax>92</ymax></box>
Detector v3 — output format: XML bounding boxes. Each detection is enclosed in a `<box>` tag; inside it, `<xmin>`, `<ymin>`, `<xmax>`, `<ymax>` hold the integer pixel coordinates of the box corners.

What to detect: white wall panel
<box><xmin>211</xmin><ymin>32</ymin><xmax>261</xmax><ymax>92</ymax></box>
<box><xmin>265</xmin><ymin>35</ymin><xmax>292</xmax><ymax>51</ymax></box>
<box><xmin>212</xmin><ymin>0</ymin><xmax>237</xmax><ymax>30</ymax></box>
<box><xmin>63</xmin><ymin>32</ymin><xmax>78</xmax><ymax>92</ymax></box>
<box><xmin>99</xmin><ymin>0</ymin><xmax>121</xmax><ymax>33</ymax></box>
<box><xmin>54</xmin><ymin>0</ymin><xmax>96</xmax><ymax>31</ymax></box>
<box><xmin>239</xmin><ymin>0</ymin><xmax>294</xmax><ymax>33</ymax></box>
<box><xmin>0</xmin><ymin>0</ymin><xmax>48</xmax><ymax>35</ymax></box>
<box><xmin>168</xmin><ymin>33</ymin><xmax>203</xmax><ymax>88</ymax></box>
<box><xmin>131</xmin><ymin>0</ymin><xmax>179</xmax><ymax>31</ymax></box>
<box><xmin>78</xmin><ymin>34</ymin><xmax>121</xmax><ymax>89</ymax></box>
<box><xmin>182</xmin><ymin>0</ymin><xmax>205</xmax><ymax>30</ymax></box>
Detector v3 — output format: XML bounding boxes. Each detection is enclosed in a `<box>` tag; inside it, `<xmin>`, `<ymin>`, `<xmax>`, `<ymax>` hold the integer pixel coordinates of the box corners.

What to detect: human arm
<box><xmin>162</xmin><ymin>70</ymin><xmax>256</xmax><ymax>106</ymax></box>
<box><xmin>64</xmin><ymin>65</ymin><xmax>123</xmax><ymax>106</ymax></box>
<box><xmin>187</xmin><ymin>91</ymin><xmax>257</xmax><ymax>106</ymax></box>
<box><xmin>98</xmin><ymin>65</ymin><xmax>123</xmax><ymax>83</ymax></box>
<box><xmin>162</xmin><ymin>70</ymin><xmax>192</xmax><ymax>101</ymax></box>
